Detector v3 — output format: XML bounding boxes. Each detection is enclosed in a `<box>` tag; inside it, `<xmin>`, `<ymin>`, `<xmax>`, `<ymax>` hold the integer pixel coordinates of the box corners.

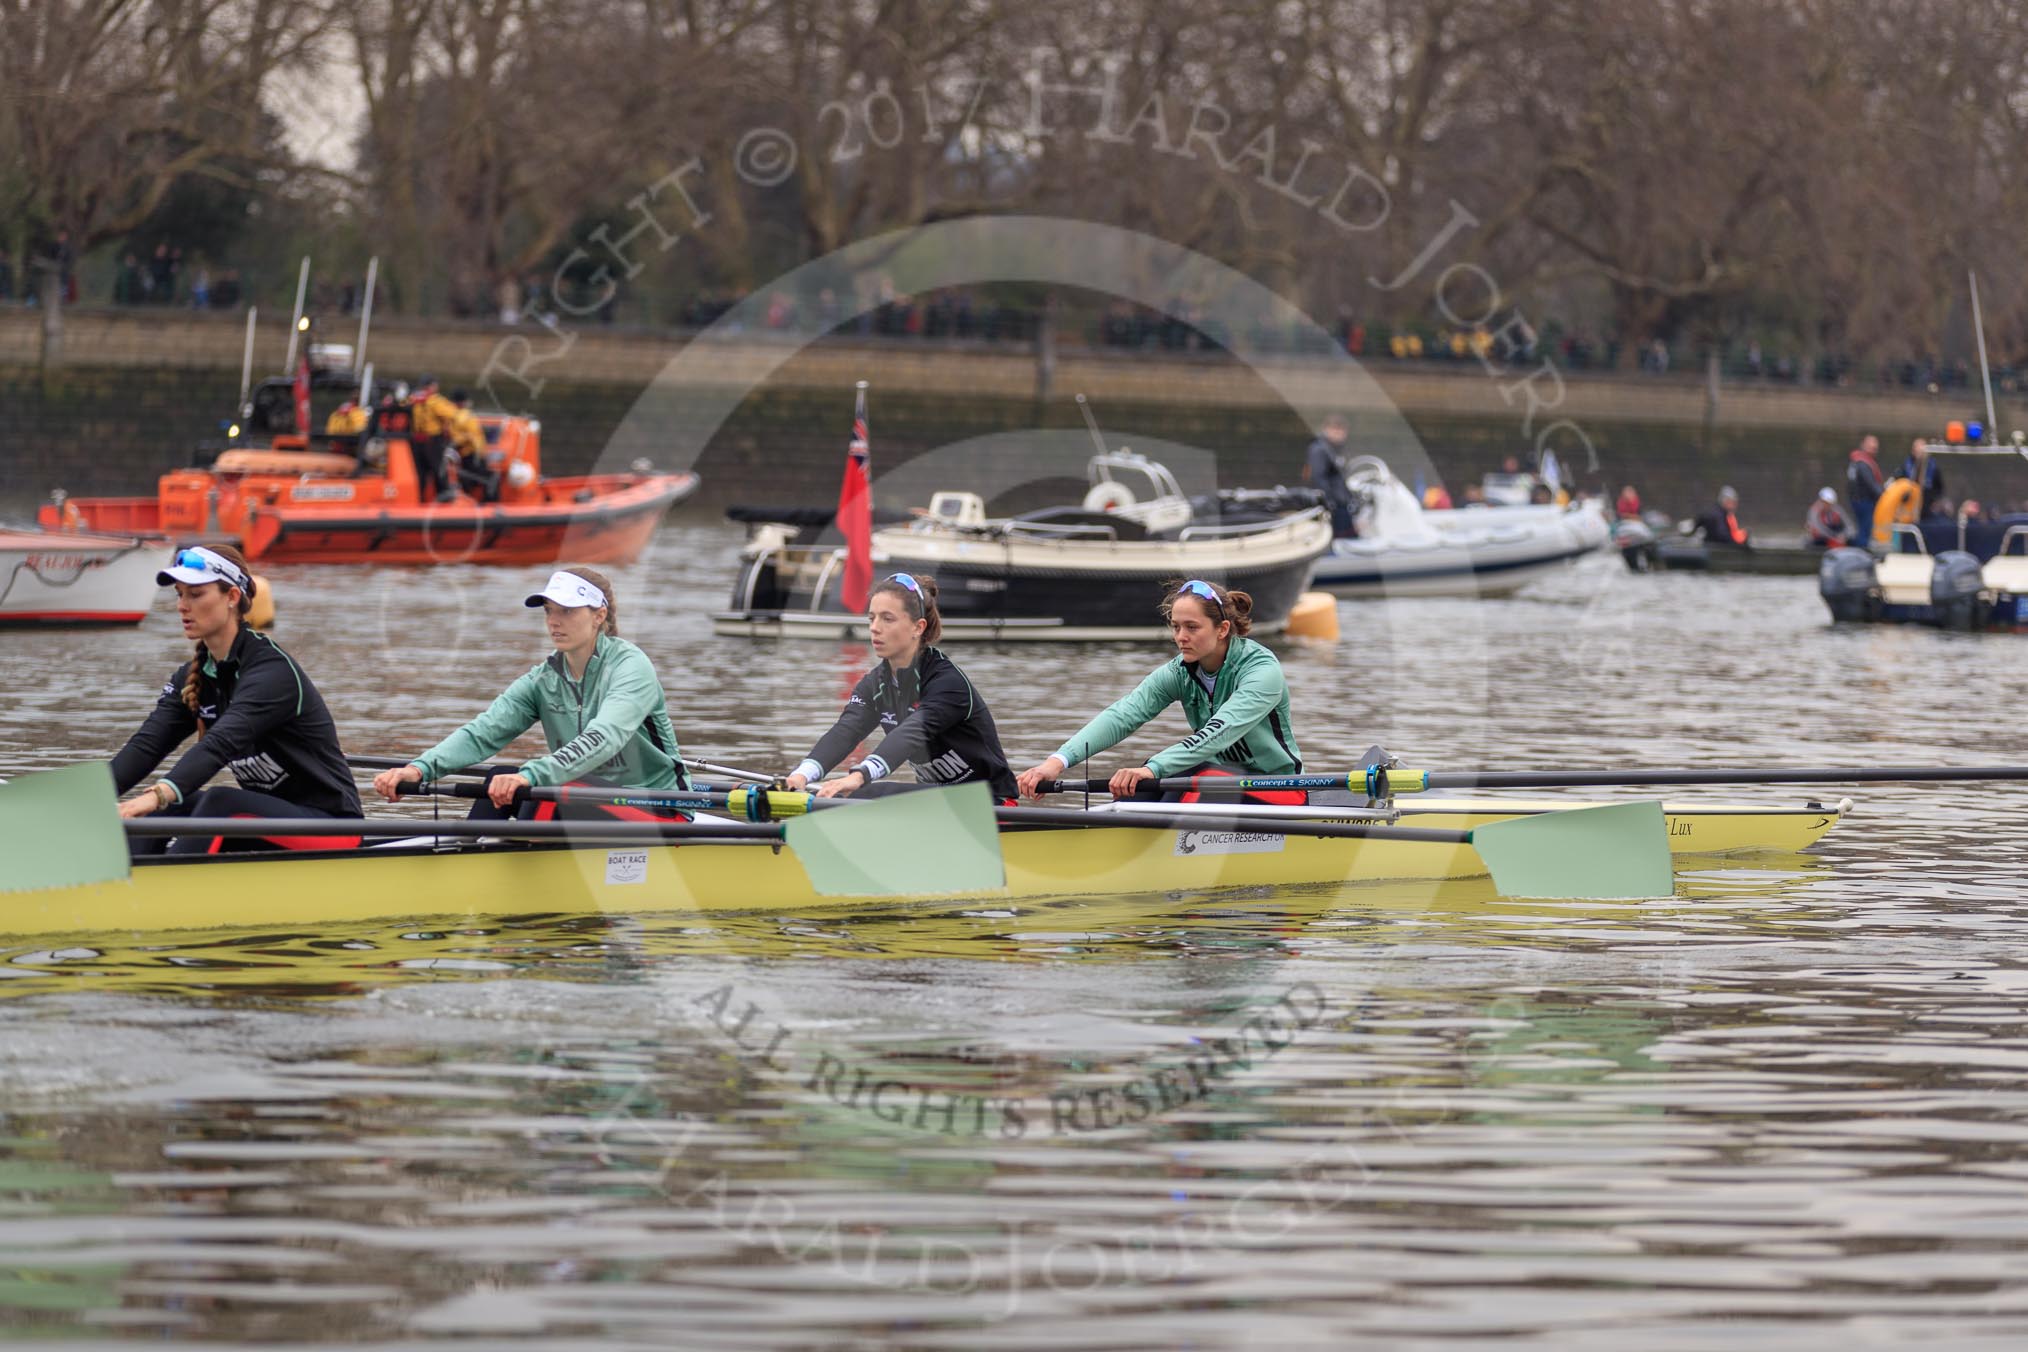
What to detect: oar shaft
<box><xmin>124</xmin><ymin>817</ymin><xmax>784</xmax><ymax>842</ymax></box>
<box><xmin>998</xmin><ymin>804</ymin><xmax>1468</xmax><ymax>844</ymax></box>
<box><xmin>386</xmin><ymin>788</ymin><xmax>1465</xmax><ymax>844</ymax></box>
<box><xmin>1042</xmin><ymin>774</ymin><xmax>1357</xmax><ymax>796</ymax></box>
<box><xmin>1050</xmin><ymin>764</ymin><xmax>2028</xmax><ymax>796</ymax></box>
<box><xmin>1418</xmin><ymin>766</ymin><xmax>2028</xmax><ymax>789</ymax></box>
<box><xmin>394</xmin><ymin>781</ymin><xmax>830</xmax><ymax>816</ymax></box>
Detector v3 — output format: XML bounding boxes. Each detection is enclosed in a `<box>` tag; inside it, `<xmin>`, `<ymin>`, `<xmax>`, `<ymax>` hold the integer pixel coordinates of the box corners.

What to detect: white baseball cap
<box><xmin>524</xmin><ymin>570</ymin><xmax>606</xmax><ymax>609</ymax></box>
<box><xmin>157</xmin><ymin>545</ymin><xmax>251</xmax><ymax>590</ymax></box>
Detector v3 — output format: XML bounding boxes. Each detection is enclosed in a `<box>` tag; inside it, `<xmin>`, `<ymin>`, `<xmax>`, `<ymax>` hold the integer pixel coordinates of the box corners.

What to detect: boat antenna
<box><xmin>359</xmin><ymin>360</ymin><xmax>375</xmax><ymax>408</ymax></box>
<box><xmin>1970</xmin><ymin>270</ymin><xmax>1999</xmax><ymax>445</ymax></box>
<box><xmin>237</xmin><ymin>305</ymin><xmax>258</xmax><ymax>415</ymax></box>
<box><xmin>354</xmin><ymin>256</ymin><xmax>379</xmax><ymax>381</ymax></box>
<box><xmin>1075</xmin><ymin>393</ymin><xmax>1109</xmax><ymax>457</ymax></box>
<box><xmin>282</xmin><ymin>256</ymin><xmax>311</xmax><ymax>373</ymax></box>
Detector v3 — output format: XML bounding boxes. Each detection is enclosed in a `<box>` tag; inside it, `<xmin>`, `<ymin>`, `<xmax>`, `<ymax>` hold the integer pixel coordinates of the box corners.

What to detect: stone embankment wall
<box><xmin>4</xmin><ymin>307</ymin><xmax>2021</xmax><ymax>524</ymax></box>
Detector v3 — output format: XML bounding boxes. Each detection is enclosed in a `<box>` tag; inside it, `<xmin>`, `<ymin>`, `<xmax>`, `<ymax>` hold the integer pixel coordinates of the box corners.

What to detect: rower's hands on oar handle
<box><xmin>372</xmin><ymin>764</ymin><xmax>424</xmax><ymax>803</ymax></box>
<box><xmin>486</xmin><ymin>772</ymin><xmax>532</xmax><ymax>808</ymax></box>
<box><xmin>117</xmin><ymin>781</ymin><xmax>176</xmax><ymax>819</ymax></box>
<box><xmin>814</xmin><ymin>770</ymin><xmax>867</xmax><ymax>799</ymax></box>
<box><xmin>1015</xmin><ymin>756</ymin><xmax>1067</xmax><ymax>801</ymax></box>
<box><xmin>1109</xmin><ymin>766</ymin><xmax>1155</xmax><ymax>798</ymax></box>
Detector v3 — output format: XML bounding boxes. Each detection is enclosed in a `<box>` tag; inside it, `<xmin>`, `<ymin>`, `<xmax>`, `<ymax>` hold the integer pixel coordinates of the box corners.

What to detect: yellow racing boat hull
<box><xmin>1397</xmin><ymin>796</ymin><xmax>1846</xmax><ymax>855</ymax></box>
<box><xmin>2</xmin><ymin>797</ymin><xmax>1844</xmax><ymax>941</ymax></box>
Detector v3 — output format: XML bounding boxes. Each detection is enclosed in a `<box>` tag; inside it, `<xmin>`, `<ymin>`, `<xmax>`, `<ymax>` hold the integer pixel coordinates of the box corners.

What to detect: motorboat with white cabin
<box><xmin>713</xmin><ymin>450</ymin><xmax>1333</xmax><ymax>641</ymax></box>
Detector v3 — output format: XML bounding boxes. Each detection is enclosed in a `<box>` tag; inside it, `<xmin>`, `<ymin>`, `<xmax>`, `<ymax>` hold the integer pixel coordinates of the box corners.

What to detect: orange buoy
<box><xmin>1946</xmin><ymin>420</ymin><xmax>1967</xmax><ymax>445</ymax></box>
<box><xmin>1284</xmin><ymin>591</ymin><xmax>1340</xmax><ymax>641</ymax></box>
<box><xmin>247</xmin><ymin>574</ymin><xmax>277</xmax><ymax>630</ymax></box>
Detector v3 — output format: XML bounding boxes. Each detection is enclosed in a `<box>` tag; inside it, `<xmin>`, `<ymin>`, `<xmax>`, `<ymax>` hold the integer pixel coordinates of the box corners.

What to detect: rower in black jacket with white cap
<box><xmin>782</xmin><ymin>573</ymin><xmax>1019</xmax><ymax>802</ymax></box>
<box><xmin>111</xmin><ymin>544</ymin><xmax>361</xmax><ymax>855</ymax></box>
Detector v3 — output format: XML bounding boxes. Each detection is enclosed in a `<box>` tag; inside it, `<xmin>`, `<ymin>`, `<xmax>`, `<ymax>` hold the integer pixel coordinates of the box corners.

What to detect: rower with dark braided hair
<box><xmin>112</xmin><ymin>545</ymin><xmax>361</xmax><ymax>855</ymax></box>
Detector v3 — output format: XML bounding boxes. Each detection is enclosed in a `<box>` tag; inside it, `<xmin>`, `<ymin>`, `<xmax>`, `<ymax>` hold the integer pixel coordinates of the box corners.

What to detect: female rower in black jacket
<box><xmin>112</xmin><ymin>544</ymin><xmax>362</xmax><ymax>854</ymax></box>
<box><xmin>782</xmin><ymin>573</ymin><xmax>1019</xmax><ymax>802</ymax></box>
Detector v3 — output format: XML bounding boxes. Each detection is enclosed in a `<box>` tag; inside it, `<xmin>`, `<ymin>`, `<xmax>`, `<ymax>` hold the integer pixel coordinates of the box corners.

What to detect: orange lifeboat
<box><xmin>40</xmin><ymin>405</ymin><xmax>696</xmax><ymax>567</ymax></box>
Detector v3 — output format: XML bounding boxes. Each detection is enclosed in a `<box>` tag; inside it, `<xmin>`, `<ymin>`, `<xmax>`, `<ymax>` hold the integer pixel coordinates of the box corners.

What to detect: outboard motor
<box><xmin>1929</xmin><ymin>549</ymin><xmax>1986</xmax><ymax>631</ymax></box>
<box><xmin>1819</xmin><ymin>547</ymin><xmax>1881</xmax><ymax>623</ymax></box>
<box><xmin>1612</xmin><ymin>517</ymin><xmax>1659</xmax><ymax>572</ymax></box>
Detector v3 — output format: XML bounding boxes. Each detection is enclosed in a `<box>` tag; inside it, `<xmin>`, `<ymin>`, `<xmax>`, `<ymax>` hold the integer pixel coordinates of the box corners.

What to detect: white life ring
<box><xmin>1082</xmin><ymin>481</ymin><xmax>1136</xmax><ymax>513</ymax></box>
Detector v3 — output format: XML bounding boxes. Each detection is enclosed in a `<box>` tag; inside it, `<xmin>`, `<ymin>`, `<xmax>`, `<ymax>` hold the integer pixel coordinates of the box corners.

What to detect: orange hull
<box><xmin>40</xmin><ymin>415</ymin><xmax>699</xmax><ymax>567</ymax></box>
<box><xmin>241</xmin><ymin>474</ymin><xmax>695</xmax><ymax>565</ymax></box>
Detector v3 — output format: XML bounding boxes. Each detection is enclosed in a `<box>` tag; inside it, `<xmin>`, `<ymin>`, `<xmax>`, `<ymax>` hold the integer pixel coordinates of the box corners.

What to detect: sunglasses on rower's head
<box><xmin>1176</xmin><ymin>578</ymin><xmax>1223</xmax><ymax>611</ymax></box>
<box><xmin>881</xmin><ymin>572</ymin><xmax>926</xmax><ymax>613</ymax></box>
<box><xmin>175</xmin><ymin>548</ymin><xmax>247</xmax><ymax>587</ymax></box>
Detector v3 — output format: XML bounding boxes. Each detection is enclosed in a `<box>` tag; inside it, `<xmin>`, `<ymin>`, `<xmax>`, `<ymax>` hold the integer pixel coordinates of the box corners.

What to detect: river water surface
<box><xmin>4</xmin><ymin>520</ymin><xmax>2028</xmax><ymax>1348</ymax></box>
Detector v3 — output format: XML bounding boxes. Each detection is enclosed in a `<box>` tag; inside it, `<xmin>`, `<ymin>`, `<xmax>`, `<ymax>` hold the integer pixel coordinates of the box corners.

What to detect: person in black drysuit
<box><xmin>1302</xmin><ymin>413</ymin><xmax>1358</xmax><ymax>537</ymax></box>
<box><xmin>781</xmin><ymin>573</ymin><xmax>1019</xmax><ymax>802</ymax></box>
<box><xmin>112</xmin><ymin>545</ymin><xmax>361</xmax><ymax>856</ymax></box>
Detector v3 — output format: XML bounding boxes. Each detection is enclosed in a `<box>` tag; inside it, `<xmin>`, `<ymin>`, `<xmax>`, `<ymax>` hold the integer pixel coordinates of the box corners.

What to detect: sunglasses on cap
<box><xmin>161</xmin><ymin>546</ymin><xmax>249</xmax><ymax>590</ymax></box>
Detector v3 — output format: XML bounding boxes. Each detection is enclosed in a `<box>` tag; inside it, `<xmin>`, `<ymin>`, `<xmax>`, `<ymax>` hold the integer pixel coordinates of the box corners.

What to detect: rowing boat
<box><xmin>0</xmin><ymin>795</ymin><xmax>1844</xmax><ymax>941</ymax></box>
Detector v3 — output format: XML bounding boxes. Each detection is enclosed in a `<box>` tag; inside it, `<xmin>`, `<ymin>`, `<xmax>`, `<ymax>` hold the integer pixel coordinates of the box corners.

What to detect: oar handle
<box><xmin>394</xmin><ymin>779</ymin><xmax>825</xmax><ymax>819</ymax></box>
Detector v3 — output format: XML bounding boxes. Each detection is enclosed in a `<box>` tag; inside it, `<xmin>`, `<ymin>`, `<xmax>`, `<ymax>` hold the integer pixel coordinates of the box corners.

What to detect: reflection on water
<box><xmin>5</xmin><ymin>525</ymin><xmax>2028</xmax><ymax>1344</ymax></box>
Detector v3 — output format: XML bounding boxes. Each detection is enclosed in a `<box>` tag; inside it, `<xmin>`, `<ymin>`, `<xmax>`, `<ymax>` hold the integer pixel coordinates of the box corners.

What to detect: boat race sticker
<box><xmin>604</xmin><ymin>849</ymin><xmax>649</xmax><ymax>885</ymax></box>
<box><xmin>1172</xmin><ymin>828</ymin><xmax>1286</xmax><ymax>856</ymax></box>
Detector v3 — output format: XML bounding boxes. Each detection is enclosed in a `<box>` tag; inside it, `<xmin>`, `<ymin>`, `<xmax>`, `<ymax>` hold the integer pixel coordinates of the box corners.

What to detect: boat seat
<box><xmin>1984</xmin><ymin>556</ymin><xmax>2028</xmax><ymax>596</ymax></box>
<box><xmin>1876</xmin><ymin>553</ymin><xmax>1933</xmax><ymax>607</ymax></box>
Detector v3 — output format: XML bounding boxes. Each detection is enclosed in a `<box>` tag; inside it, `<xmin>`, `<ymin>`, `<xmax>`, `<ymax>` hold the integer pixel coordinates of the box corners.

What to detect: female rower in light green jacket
<box><xmin>371</xmin><ymin>567</ymin><xmax>689</xmax><ymax>819</ymax></box>
<box><xmin>1014</xmin><ymin>578</ymin><xmax>1305</xmax><ymax>804</ymax></box>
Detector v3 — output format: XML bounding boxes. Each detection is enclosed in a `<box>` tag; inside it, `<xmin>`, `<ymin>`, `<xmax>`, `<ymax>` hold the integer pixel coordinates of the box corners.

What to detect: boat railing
<box><xmin>807</xmin><ymin>545</ymin><xmax>846</xmax><ymax>610</ymax></box>
<box><xmin>1996</xmin><ymin>526</ymin><xmax>2028</xmax><ymax>558</ymax></box>
<box><xmin>1003</xmin><ymin>520</ymin><xmax>1122</xmax><ymax>540</ymax></box>
<box><xmin>1177</xmin><ymin>506</ymin><xmax>1327</xmax><ymax>542</ymax></box>
<box><xmin>1883</xmin><ymin>523</ymin><xmax>1930</xmax><ymax>555</ymax></box>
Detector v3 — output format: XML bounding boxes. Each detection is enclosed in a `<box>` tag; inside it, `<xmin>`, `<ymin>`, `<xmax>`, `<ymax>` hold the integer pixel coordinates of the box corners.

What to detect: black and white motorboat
<box><xmin>712</xmin><ymin>450</ymin><xmax>1333</xmax><ymax>641</ymax></box>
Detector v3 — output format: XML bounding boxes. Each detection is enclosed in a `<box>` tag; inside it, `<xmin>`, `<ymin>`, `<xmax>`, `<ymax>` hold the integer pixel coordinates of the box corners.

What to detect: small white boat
<box><xmin>1310</xmin><ymin>459</ymin><xmax>1611</xmax><ymax>598</ymax></box>
<box><xmin>0</xmin><ymin>529</ymin><xmax>159</xmax><ymax>626</ymax></box>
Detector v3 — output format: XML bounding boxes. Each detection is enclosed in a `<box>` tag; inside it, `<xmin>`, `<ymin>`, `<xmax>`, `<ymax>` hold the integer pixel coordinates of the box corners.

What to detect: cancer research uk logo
<box><xmin>1173</xmin><ymin>828</ymin><xmax>1285</xmax><ymax>856</ymax></box>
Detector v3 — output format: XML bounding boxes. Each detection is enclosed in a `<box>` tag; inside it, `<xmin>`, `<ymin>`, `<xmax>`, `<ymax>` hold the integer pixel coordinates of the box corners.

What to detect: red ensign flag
<box><xmin>836</xmin><ymin>382</ymin><xmax>873</xmax><ymax>612</ymax></box>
